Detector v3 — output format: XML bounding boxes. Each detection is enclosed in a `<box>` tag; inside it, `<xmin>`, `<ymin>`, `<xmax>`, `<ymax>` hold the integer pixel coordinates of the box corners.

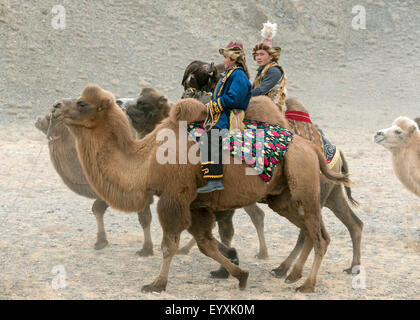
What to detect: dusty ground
<box><xmin>0</xmin><ymin>0</ymin><xmax>419</xmax><ymax>300</ymax></box>
<box><xmin>0</xmin><ymin>114</ymin><xmax>418</xmax><ymax>300</ymax></box>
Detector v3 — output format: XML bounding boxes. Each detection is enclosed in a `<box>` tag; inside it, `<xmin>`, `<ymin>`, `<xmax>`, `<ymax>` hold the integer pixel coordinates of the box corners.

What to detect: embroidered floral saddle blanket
<box><xmin>187</xmin><ymin>120</ymin><xmax>294</xmax><ymax>183</ymax></box>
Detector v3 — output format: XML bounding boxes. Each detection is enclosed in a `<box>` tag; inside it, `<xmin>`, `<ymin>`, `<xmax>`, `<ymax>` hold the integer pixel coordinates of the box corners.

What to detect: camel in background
<box><xmin>375</xmin><ymin>116</ymin><xmax>420</xmax><ymax>197</ymax></box>
<box><xmin>34</xmin><ymin>88</ymin><xmax>170</xmax><ymax>253</ymax></box>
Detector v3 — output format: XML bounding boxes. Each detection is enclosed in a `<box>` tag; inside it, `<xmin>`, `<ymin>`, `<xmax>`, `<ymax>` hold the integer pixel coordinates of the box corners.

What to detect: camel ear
<box><xmin>158</xmin><ymin>96</ymin><xmax>168</xmax><ymax>106</ymax></box>
<box><xmin>408</xmin><ymin>124</ymin><xmax>417</xmax><ymax>134</ymax></box>
<box><xmin>98</xmin><ymin>97</ymin><xmax>112</xmax><ymax>111</ymax></box>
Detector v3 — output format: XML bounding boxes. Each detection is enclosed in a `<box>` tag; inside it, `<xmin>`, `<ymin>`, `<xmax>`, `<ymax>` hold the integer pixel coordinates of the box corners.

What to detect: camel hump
<box><xmin>81</xmin><ymin>84</ymin><xmax>116</xmax><ymax>109</ymax></box>
<box><xmin>246</xmin><ymin>96</ymin><xmax>290</xmax><ymax>127</ymax></box>
<box><xmin>169</xmin><ymin>98</ymin><xmax>207</xmax><ymax>123</ymax></box>
<box><xmin>285</xmin><ymin>97</ymin><xmax>309</xmax><ymax>113</ymax></box>
<box><xmin>415</xmin><ymin>117</ymin><xmax>420</xmax><ymax>129</ymax></box>
<box><xmin>170</xmin><ymin>95</ymin><xmax>290</xmax><ymax>128</ymax></box>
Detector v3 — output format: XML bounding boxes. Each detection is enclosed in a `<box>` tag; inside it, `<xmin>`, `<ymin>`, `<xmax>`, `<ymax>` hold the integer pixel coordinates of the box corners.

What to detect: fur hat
<box><xmin>219</xmin><ymin>41</ymin><xmax>244</xmax><ymax>61</ymax></box>
<box><xmin>219</xmin><ymin>41</ymin><xmax>249</xmax><ymax>79</ymax></box>
<box><xmin>252</xmin><ymin>21</ymin><xmax>281</xmax><ymax>62</ymax></box>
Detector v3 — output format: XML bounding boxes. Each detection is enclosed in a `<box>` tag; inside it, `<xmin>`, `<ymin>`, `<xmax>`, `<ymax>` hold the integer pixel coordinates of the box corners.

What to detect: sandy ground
<box><xmin>0</xmin><ymin>114</ymin><xmax>418</xmax><ymax>300</ymax></box>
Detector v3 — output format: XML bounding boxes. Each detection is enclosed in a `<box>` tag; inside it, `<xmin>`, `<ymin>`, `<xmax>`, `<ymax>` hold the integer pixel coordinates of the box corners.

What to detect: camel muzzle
<box><xmin>374</xmin><ymin>131</ymin><xmax>385</xmax><ymax>144</ymax></box>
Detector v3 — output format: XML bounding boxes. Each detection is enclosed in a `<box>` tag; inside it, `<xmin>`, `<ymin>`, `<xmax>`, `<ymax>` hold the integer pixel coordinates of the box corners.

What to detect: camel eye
<box><xmin>77</xmin><ymin>101</ymin><xmax>87</xmax><ymax>108</ymax></box>
<box><xmin>395</xmin><ymin>129</ymin><xmax>402</xmax><ymax>135</ymax></box>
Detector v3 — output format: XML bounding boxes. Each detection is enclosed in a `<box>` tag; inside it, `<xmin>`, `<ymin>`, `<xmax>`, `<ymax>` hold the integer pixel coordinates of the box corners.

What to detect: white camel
<box><xmin>374</xmin><ymin>116</ymin><xmax>420</xmax><ymax>197</ymax></box>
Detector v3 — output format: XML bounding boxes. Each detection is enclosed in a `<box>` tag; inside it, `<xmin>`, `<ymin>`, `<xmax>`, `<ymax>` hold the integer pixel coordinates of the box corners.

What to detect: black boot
<box><xmin>197</xmin><ymin>179</ymin><xmax>224</xmax><ymax>193</ymax></box>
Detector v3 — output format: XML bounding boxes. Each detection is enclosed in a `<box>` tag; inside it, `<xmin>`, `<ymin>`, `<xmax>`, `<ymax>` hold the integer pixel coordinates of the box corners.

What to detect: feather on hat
<box><xmin>253</xmin><ymin>21</ymin><xmax>281</xmax><ymax>62</ymax></box>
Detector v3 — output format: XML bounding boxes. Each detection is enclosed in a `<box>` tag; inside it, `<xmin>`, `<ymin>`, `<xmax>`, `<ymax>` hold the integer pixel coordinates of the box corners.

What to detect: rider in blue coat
<box><xmin>197</xmin><ymin>41</ymin><xmax>252</xmax><ymax>193</ymax></box>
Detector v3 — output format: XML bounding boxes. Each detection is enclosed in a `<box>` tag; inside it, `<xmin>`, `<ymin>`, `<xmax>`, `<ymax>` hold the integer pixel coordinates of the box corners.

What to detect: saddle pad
<box><xmin>187</xmin><ymin>120</ymin><xmax>294</xmax><ymax>183</ymax></box>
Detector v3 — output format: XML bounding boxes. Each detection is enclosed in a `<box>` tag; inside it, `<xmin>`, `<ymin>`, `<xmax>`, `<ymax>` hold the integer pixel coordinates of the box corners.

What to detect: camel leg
<box><xmin>177</xmin><ymin>237</ymin><xmax>196</xmax><ymax>255</ymax></box>
<box><xmin>92</xmin><ymin>199</ymin><xmax>109</xmax><ymax>250</ymax></box>
<box><xmin>244</xmin><ymin>204</ymin><xmax>268</xmax><ymax>259</ymax></box>
<box><xmin>208</xmin><ymin>209</ymin><xmax>237</xmax><ymax>279</ymax></box>
<box><xmin>271</xmin><ymin>230</ymin><xmax>305</xmax><ymax>278</ymax></box>
<box><xmin>188</xmin><ymin>208</ymin><xmax>249</xmax><ymax>290</ymax></box>
<box><xmin>296</xmin><ymin>206</ymin><xmax>330</xmax><ymax>293</ymax></box>
<box><xmin>215</xmin><ymin>209</ymin><xmax>235</xmax><ymax>247</ymax></box>
<box><xmin>285</xmin><ymin>235</ymin><xmax>313</xmax><ymax>283</ymax></box>
<box><xmin>209</xmin><ymin>238</ymin><xmax>240</xmax><ymax>279</ymax></box>
<box><xmin>136</xmin><ymin>194</ymin><xmax>154</xmax><ymax>256</ymax></box>
<box><xmin>141</xmin><ymin>196</ymin><xmax>190</xmax><ymax>293</ymax></box>
<box><xmin>177</xmin><ymin>209</ymin><xmax>235</xmax><ymax>255</ymax></box>
<box><xmin>326</xmin><ymin>185</ymin><xmax>363</xmax><ymax>274</ymax></box>
<box><xmin>141</xmin><ymin>231</ymin><xmax>181</xmax><ymax>293</ymax></box>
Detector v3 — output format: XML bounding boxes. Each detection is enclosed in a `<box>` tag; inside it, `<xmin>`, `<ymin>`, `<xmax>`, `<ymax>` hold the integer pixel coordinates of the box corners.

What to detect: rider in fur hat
<box><xmin>197</xmin><ymin>41</ymin><xmax>251</xmax><ymax>193</ymax></box>
<box><xmin>251</xmin><ymin>21</ymin><xmax>287</xmax><ymax>111</ymax></box>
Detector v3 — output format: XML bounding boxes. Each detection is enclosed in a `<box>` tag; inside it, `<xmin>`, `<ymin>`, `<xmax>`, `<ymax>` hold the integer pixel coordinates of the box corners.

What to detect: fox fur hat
<box><xmin>219</xmin><ymin>41</ymin><xmax>250</xmax><ymax>79</ymax></box>
<box><xmin>252</xmin><ymin>21</ymin><xmax>281</xmax><ymax>62</ymax></box>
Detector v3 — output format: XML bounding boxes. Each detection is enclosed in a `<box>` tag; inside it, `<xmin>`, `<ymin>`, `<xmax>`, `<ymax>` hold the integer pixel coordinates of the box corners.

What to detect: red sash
<box><xmin>285</xmin><ymin>110</ymin><xmax>312</xmax><ymax>124</ymax></box>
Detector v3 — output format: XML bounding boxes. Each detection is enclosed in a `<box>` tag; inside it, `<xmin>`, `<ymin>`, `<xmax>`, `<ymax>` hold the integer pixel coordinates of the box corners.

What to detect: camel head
<box><xmin>124</xmin><ymin>87</ymin><xmax>170</xmax><ymax>136</ymax></box>
<box><xmin>35</xmin><ymin>99</ymin><xmax>77</xmax><ymax>140</ymax></box>
<box><xmin>374</xmin><ymin>116</ymin><xmax>419</xmax><ymax>151</ymax></box>
<box><xmin>57</xmin><ymin>84</ymin><xmax>117</xmax><ymax>130</ymax></box>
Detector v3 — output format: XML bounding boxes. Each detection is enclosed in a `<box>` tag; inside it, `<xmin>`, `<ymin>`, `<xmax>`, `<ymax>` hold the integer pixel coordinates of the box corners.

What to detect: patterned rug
<box><xmin>314</xmin><ymin>124</ymin><xmax>339</xmax><ymax>168</ymax></box>
<box><xmin>187</xmin><ymin>120</ymin><xmax>293</xmax><ymax>183</ymax></box>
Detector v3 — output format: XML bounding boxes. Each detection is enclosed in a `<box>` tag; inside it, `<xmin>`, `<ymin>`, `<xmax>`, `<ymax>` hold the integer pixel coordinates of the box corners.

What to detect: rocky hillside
<box><xmin>0</xmin><ymin>0</ymin><xmax>419</xmax><ymax>123</ymax></box>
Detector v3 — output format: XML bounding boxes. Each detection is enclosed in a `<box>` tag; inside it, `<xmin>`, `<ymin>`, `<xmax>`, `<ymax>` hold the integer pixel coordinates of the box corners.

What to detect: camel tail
<box><xmin>339</xmin><ymin>150</ymin><xmax>359</xmax><ymax>207</ymax></box>
<box><xmin>315</xmin><ymin>146</ymin><xmax>353</xmax><ymax>187</ymax></box>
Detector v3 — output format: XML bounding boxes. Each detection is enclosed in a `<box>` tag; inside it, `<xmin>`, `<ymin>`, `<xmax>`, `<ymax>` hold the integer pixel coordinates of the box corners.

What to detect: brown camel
<box><xmin>55</xmin><ymin>84</ymin><xmax>351</xmax><ymax>293</ymax></box>
<box><xmin>179</xmin><ymin>90</ymin><xmax>363</xmax><ymax>279</ymax></box>
<box><xmin>34</xmin><ymin>88</ymin><xmax>170</xmax><ymax>253</ymax></box>
<box><xmin>374</xmin><ymin>116</ymin><xmax>420</xmax><ymax>197</ymax></box>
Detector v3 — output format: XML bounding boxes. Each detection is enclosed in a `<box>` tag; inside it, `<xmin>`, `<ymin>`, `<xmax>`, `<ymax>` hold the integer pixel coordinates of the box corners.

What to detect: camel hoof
<box><xmin>210</xmin><ymin>267</ymin><xmax>230</xmax><ymax>279</ymax></box>
<box><xmin>136</xmin><ymin>247</ymin><xmax>153</xmax><ymax>257</ymax></box>
<box><xmin>94</xmin><ymin>239</ymin><xmax>109</xmax><ymax>250</ymax></box>
<box><xmin>255</xmin><ymin>251</ymin><xmax>268</xmax><ymax>260</ymax></box>
<box><xmin>270</xmin><ymin>267</ymin><xmax>288</xmax><ymax>278</ymax></box>
<box><xmin>285</xmin><ymin>274</ymin><xmax>302</xmax><ymax>284</ymax></box>
<box><xmin>238</xmin><ymin>271</ymin><xmax>249</xmax><ymax>290</ymax></box>
<box><xmin>141</xmin><ymin>280</ymin><xmax>167</xmax><ymax>293</ymax></box>
<box><xmin>296</xmin><ymin>284</ymin><xmax>315</xmax><ymax>293</ymax></box>
<box><xmin>343</xmin><ymin>267</ymin><xmax>353</xmax><ymax>274</ymax></box>
<box><xmin>344</xmin><ymin>266</ymin><xmax>360</xmax><ymax>275</ymax></box>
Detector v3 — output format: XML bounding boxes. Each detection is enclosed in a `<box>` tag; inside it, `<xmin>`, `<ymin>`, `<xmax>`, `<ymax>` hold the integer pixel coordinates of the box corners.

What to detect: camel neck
<box><xmin>73</xmin><ymin>118</ymin><xmax>153</xmax><ymax>213</ymax></box>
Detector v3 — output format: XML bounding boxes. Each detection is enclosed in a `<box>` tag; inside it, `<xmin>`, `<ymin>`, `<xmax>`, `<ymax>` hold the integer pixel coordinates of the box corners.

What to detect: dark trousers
<box><xmin>199</xmin><ymin>128</ymin><xmax>223</xmax><ymax>180</ymax></box>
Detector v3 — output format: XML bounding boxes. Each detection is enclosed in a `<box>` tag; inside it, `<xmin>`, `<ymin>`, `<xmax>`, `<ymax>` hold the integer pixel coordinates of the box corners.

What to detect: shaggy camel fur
<box><xmin>374</xmin><ymin>116</ymin><xmax>420</xmax><ymax>197</ymax></box>
<box><xmin>179</xmin><ymin>92</ymin><xmax>363</xmax><ymax>278</ymax></box>
<box><xmin>56</xmin><ymin>84</ymin><xmax>351</xmax><ymax>293</ymax></box>
<box><xmin>34</xmin><ymin>88</ymin><xmax>171</xmax><ymax>253</ymax></box>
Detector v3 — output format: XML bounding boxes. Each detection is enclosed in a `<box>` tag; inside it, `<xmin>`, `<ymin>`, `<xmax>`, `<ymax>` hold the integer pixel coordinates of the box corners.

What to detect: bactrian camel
<box><xmin>34</xmin><ymin>88</ymin><xmax>170</xmax><ymax>253</ymax></box>
<box><xmin>55</xmin><ymin>84</ymin><xmax>351</xmax><ymax>293</ymax></box>
<box><xmin>180</xmin><ymin>88</ymin><xmax>363</xmax><ymax>279</ymax></box>
<box><xmin>375</xmin><ymin>116</ymin><xmax>420</xmax><ymax>197</ymax></box>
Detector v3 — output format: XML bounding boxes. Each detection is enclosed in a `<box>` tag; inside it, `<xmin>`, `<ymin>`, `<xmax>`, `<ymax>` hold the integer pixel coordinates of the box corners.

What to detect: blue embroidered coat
<box><xmin>209</xmin><ymin>65</ymin><xmax>251</xmax><ymax>129</ymax></box>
